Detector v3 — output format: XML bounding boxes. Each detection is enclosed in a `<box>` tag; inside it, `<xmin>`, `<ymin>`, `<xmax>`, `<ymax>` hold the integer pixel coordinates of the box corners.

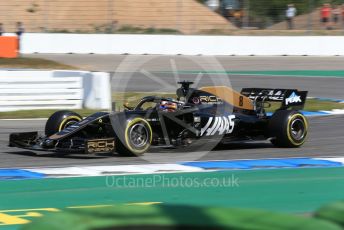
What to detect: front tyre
<box><xmin>45</xmin><ymin>110</ymin><xmax>83</xmax><ymax>136</ymax></box>
<box><xmin>116</xmin><ymin>117</ymin><xmax>152</xmax><ymax>156</ymax></box>
<box><xmin>269</xmin><ymin>110</ymin><xmax>308</xmax><ymax>148</ymax></box>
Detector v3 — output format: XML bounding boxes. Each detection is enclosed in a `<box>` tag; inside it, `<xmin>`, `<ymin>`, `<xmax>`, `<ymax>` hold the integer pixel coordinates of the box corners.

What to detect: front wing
<box><xmin>9</xmin><ymin>132</ymin><xmax>116</xmax><ymax>154</ymax></box>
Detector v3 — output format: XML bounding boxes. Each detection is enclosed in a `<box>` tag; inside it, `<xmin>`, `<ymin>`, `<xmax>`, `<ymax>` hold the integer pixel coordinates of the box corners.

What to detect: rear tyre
<box><xmin>116</xmin><ymin>117</ymin><xmax>152</xmax><ymax>156</ymax></box>
<box><xmin>45</xmin><ymin>110</ymin><xmax>82</xmax><ymax>136</ymax></box>
<box><xmin>269</xmin><ymin>110</ymin><xmax>308</xmax><ymax>148</ymax></box>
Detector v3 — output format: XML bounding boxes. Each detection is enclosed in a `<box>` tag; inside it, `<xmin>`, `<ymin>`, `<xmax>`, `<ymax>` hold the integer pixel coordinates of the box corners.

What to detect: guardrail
<box><xmin>0</xmin><ymin>70</ymin><xmax>111</xmax><ymax>112</ymax></box>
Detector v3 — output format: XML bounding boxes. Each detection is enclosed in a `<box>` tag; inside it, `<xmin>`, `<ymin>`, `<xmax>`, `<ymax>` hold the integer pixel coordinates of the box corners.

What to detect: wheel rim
<box><xmin>290</xmin><ymin>118</ymin><xmax>306</xmax><ymax>141</ymax></box>
<box><xmin>129</xmin><ymin>123</ymin><xmax>149</xmax><ymax>148</ymax></box>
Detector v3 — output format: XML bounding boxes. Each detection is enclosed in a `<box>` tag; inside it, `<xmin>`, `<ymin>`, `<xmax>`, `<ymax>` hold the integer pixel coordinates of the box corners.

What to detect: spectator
<box><xmin>342</xmin><ymin>4</ymin><xmax>344</xmax><ymax>28</ymax></box>
<box><xmin>15</xmin><ymin>22</ymin><xmax>24</xmax><ymax>54</ymax></box>
<box><xmin>286</xmin><ymin>4</ymin><xmax>297</xmax><ymax>30</ymax></box>
<box><xmin>206</xmin><ymin>0</ymin><xmax>220</xmax><ymax>11</ymax></box>
<box><xmin>16</xmin><ymin>21</ymin><xmax>24</xmax><ymax>37</ymax></box>
<box><xmin>110</xmin><ymin>20</ymin><xmax>118</xmax><ymax>33</ymax></box>
<box><xmin>321</xmin><ymin>3</ymin><xmax>332</xmax><ymax>30</ymax></box>
<box><xmin>332</xmin><ymin>5</ymin><xmax>340</xmax><ymax>28</ymax></box>
<box><xmin>0</xmin><ymin>23</ymin><xmax>3</xmax><ymax>36</ymax></box>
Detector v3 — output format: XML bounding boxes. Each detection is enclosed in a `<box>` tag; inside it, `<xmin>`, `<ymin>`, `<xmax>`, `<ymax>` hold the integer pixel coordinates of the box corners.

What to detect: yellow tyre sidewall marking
<box><xmin>58</xmin><ymin>116</ymin><xmax>82</xmax><ymax>132</ymax></box>
<box><xmin>287</xmin><ymin>113</ymin><xmax>308</xmax><ymax>146</ymax></box>
<box><xmin>124</xmin><ymin>118</ymin><xmax>152</xmax><ymax>154</ymax></box>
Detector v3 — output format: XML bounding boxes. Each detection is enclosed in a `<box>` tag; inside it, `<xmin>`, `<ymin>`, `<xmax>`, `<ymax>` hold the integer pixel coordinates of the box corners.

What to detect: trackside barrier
<box><xmin>0</xmin><ymin>36</ymin><xmax>18</xmax><ymax>58</ymax></box>
<box><xmin>21</xmin><ymin>33</ymin><xmax>344</xmax><ymax>56</ymax></box>
<box><xmin>0</xmin><ymin>70</ymin><xmax>111</xmax><ymax>112</ymax></box>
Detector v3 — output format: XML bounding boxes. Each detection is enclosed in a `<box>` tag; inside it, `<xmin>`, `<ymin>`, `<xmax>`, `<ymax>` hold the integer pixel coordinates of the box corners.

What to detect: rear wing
<box><xmin>241</xmin><ymin>88</ymin><xmax>308</xmax><ymax>110</ymax></box>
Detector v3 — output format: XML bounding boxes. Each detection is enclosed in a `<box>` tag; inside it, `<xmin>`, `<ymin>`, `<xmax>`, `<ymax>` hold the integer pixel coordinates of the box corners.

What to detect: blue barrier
<box><xmin>0</xmin><ymin>169</ymin><xmax>45</xmax><ymax>180</ymax></box>
<box><xmin>182</xmin><ymin>158</ymin><xmax>343</xmax><ymax>170</ymax></box>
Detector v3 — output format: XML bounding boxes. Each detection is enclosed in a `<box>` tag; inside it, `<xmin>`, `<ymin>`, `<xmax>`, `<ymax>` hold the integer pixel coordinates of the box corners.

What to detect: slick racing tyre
<box><xmin>269</xmin><ymin>110</ymin><xmax>308</xmax><ymax>148</ymax></box>
<box><xmin>45</xmin><ymin>110</ymin><xmax>83</xmax><ymax>136</ymax></box>
<box><xmin>116</xmin><ymin>117</ymin><xmax>152</xmax><ymax>156</ymax></box>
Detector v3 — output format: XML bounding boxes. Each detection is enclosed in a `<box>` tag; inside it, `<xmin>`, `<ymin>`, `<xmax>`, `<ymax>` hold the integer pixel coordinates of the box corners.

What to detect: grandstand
<box><xmin>0</xmin><ymin>0</ymin><xmax>235</xmax><ymax>34</ymax></box>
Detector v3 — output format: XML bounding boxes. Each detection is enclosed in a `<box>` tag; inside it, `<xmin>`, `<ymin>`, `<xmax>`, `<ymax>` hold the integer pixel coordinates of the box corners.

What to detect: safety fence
<box><xmin>0</xmin><ymin>70</ymin><xmax>111</xmax><ymax>112</ymax></box>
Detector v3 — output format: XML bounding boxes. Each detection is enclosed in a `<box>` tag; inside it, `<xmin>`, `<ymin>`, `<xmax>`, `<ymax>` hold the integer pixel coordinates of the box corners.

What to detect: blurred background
<box><xmin>0</xmin><ymin>0</ymin><xmax>344</xmax><ymax>35</ymax></box>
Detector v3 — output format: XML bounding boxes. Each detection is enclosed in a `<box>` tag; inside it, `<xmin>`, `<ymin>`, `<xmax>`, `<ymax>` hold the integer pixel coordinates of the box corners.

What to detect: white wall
<box><xmin>82</xmin><ymin>71</ymin><xmax>112</xmax><ymax>110</ymax></box>
<box><xmin>0</xmin><ymin>70</ymin><xmax>111</xmax><ymax>112</ymax></box>
<box><xmin>21</xmin><ymin>33</ymin><xmax>344</xmax><ymax>56</ymax></box>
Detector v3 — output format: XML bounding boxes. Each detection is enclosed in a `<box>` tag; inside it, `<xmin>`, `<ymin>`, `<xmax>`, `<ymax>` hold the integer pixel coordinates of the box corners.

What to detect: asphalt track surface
<box><xmin>27</xmin><ymin>54</ymin><xmax>344</xmax><ymax>99</ymax></box>
<box><xmin>0</xmin><ymin>115</ymin><xmax>343</xmax><ymax>168</ymax></box>
<box><xmin>0</xmin><ymin>54</ymin><xmax>343</xmax><ymax>168</ymax></box>
<box><xmin>111</xmin><ymin>72</ymin><xmax>344</xmax><ymax>99</ymax></box>
<box><xmin>26</xmin><ymin>54</ymin><xmax>344</xmax><ymax>71</ymax></box>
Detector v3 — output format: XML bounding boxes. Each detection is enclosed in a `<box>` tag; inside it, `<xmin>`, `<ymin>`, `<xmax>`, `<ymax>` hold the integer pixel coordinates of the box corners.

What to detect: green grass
<box><xmin>113</xmin><ymin>92</ymin><xmax>344</xmax><ymax>113</ymax></box>
<box><xmin>303</xmin><ymin>99</ymin><xmax>344</xmax><ymax>111</ymax></box>
<box><xmin>47</xmin><ymin>25</ymin><xmax>182</xmax><ymax>34</ymax></box>
<box><xmin>116</xmin><ymin>26</ymin><xmax>181</xmax><ymax>34</ymax></box>
<box><xmin>267</xmin><ymin>99</ymin><xmax>344</xmax><ymax>112</ymax></box>
<box><xmin>0</xmin><ymin>57</ymin><xmax>77</xmax><ymax>69</ymax></box>
<box><xmin>0</xmin><ymin>109</ymin><xmax>99</xmax><ymax>119</ymax></box>
<box><xmin>112</xmin><ymin>92</ymin><xmax>175</xmax><ymax>110</ymax></box>
<box><xmin>0</xmin><ymin>93</ymin><xmax>342</xmax><ymax>119</ymax></box>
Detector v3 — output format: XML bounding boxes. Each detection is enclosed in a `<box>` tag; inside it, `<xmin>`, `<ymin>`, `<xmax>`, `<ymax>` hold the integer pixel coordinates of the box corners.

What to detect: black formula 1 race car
<box><xmin>9</xmin><ymin>81</ymin><xmax>309</xmax><ymax>156</ymax></box>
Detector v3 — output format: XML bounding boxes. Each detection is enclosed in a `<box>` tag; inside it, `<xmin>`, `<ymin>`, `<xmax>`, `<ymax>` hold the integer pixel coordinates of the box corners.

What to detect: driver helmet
<box><xmin>160</xmin><ymin>100</ymin><xmax>177</xmax><ymax>112</ymax></box>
